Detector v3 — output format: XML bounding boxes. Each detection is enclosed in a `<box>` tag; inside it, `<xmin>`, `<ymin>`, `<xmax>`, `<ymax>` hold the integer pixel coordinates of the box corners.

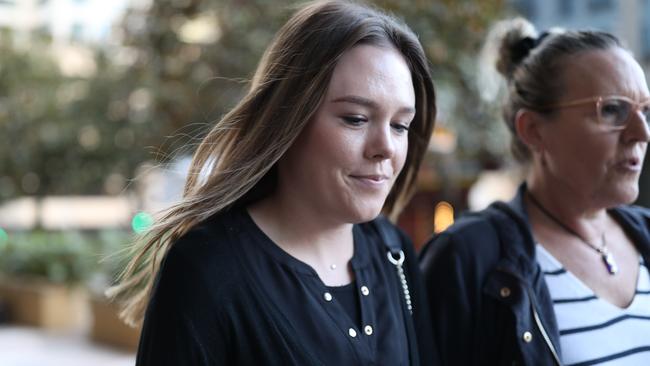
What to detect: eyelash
<box><xmin>342</xmin><ymin>116</ymin><xmax>367</xmax><ymax>126</ymax></box>
<box><xmin>341</xmin><ymin>116</ymin><xmax>410</xmax><ymax>133</ymax></box>
<box><xmin>391</xmin><ymin>123</ymin><xmax>410</xmax><ymax>133</ymax></box>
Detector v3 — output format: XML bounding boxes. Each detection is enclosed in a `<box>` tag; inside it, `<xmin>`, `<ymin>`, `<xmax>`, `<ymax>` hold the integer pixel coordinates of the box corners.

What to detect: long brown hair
<box><xmin>111</xmin><ymin>0</ymin><xmax>436</xmax><ymax>326</ymax></box>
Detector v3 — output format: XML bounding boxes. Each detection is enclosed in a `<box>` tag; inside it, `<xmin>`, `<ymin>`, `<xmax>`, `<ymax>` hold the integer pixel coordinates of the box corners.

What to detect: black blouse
<box><xmin>326</xmin><ymin>282</ymin><xmax>361</xmax><ymax>328</ymax></box>
<box><xmin>136</xmin><ymin>207</ymin><xmax>433</xmax><ymax>365</ymax></box>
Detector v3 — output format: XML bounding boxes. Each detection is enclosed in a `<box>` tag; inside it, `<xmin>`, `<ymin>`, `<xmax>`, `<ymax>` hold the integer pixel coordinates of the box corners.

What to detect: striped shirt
<box><xmin>536</xmin><ymin>244</ymin><xmax>650</xmax><ymax>366</ymax></box>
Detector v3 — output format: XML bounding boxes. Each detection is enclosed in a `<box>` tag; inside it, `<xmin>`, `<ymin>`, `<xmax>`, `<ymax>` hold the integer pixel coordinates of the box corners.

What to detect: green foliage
<box><xmin>0</xmin><ymin>231</ymin><xmax>94</xmax><ymax>285</ymax></box>
<box><xmin>115</xmin><ymin>0</ymin><xmax>292</xmax><ymax>160</ymax></box>
<box><xmin>116</xmin><ymin>0</ymin><xmax>510</xmax><ymax>170</ymax></box>
<box><xmin>0</xmin><ymin>37</ymin><xmax>67</xmax><ymax>199</ymax></box>
<box><xmin>0</xmin><ymin>230</ymin><xmax>131</xmax><ymax>286</ymax></box>
<box><xmin>92</xmin><ymin>230</ymin><xmax>134</xmax><ymax>287</ymax></box>
<box><xmin>0</xmin><ymin>35</ymin><xmax>150</xmax><ymax>200</ymax></box>
<box><xmin>375</xmin><ymin>0</ymin><xmax>510</xmax><ymax>161</ymax></box>
<box><xmin>0</xmin><ymin>0</ymin><xmax>511</xmax><ymax>201</ymax></box>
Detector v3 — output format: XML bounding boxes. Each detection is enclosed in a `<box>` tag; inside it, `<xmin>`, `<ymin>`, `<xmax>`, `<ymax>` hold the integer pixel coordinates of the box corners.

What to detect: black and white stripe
<box><xmin>536</xmin><ymin>245</ymin><xmax>650</xmax><ymax>366</ymax></box>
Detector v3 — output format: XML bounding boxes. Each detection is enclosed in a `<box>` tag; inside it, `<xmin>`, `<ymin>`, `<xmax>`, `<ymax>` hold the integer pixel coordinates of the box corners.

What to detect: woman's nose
<box><xmin>365</xmin><ymin>122</ymin><xmax>396</xmax><ymax>160</ymax></box>
<box><xmin>623</xmin><ymin>108</ymin><xmax>650</xmax><ymax>143</ymax></box>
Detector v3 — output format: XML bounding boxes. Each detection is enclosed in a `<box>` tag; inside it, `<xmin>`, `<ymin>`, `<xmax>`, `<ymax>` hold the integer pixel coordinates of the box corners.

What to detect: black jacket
<box><xmin>137</xmin><ymin>207</ymin><xmax>434</xmax><ymax>365</ymax></box>
<box><xmin>420</xmin><ymin>184</ymin><xmax>650</xmax><ymax>366</ymax></box>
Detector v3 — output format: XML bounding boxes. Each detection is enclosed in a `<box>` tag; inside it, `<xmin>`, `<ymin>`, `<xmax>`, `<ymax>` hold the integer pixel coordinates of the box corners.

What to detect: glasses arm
<box><xmin>542</xmin><ymin>96</ymin><xmax>602</xmax><ymax>110</ymax></box>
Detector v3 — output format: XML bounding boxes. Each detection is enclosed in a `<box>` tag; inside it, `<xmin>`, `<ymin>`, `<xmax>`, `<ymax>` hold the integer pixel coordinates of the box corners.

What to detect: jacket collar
<box><xmin>486</xmin><ymin>182</ymin><xmax>539</xmax><ymax>281</ymax></box>
<box><xmin>492</xmin><ymin>182</ymin><xmax>650</xmax><ymax>279</ymax></box>
<box><xmin>609</xmin><ymin>205</ymin><xmax>650</xmax><ymax>265</ymax></box>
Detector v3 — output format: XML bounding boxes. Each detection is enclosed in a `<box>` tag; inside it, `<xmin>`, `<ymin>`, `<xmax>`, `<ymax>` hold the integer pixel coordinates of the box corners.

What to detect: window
<box><xmin>558</xmin><ymin>0</ymin><xmax>575</xmax><ymax>17</ymax></box>
<box><xmin>588</xmin><ymin>0</ymin><xmax>613</xmax><ymax>12</ymax></box>
<box><xmin>513</xmin><ymin>0</ymin><xmax>536</xmax><ymax>18</ymax></box>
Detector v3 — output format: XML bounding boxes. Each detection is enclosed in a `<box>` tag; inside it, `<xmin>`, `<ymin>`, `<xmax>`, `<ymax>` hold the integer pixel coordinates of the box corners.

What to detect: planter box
<box><xmin>0</xmin><ymin>279</ymin><xmax>88</xmax><ymax>330</ymax></box>
<box><xmin>90</xmin><ymin>296</ymin><xmax>141</xmax><ymax>351</ymax></box>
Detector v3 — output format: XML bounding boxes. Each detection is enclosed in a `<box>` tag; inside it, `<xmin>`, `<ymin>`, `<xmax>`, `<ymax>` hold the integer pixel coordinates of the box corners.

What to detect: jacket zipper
<box><xmin>525</xmin><ymin>286</ymin><xmax>562</xmax><ymax>366</ymax></box>
<box><xmin>496</xmin><ymin>268</ymin><xmax>562</xmax><ymax>366</ymax></box>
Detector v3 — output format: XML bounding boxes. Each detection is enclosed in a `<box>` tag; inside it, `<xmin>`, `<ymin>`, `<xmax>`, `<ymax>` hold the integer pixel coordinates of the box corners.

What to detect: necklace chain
<box><xmin>527</xmin><ymin>192</ymin><xmax>619</xmax><ymax>275</ymax></box>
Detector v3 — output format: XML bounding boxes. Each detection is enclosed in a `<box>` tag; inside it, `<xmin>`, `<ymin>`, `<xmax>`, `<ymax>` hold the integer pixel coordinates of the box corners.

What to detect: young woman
<box><xmin>113</xmin><ymin>1</ymin><xmax>437</xmax><ymax>365</ymax></box>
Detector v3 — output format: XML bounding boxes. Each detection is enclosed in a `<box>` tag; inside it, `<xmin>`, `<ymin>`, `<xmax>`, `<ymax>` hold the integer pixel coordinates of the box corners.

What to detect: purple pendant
<box><xmin>602</xmin><ymin>252</ymin><xmax>618</xmax><ymax>275</ymax></box>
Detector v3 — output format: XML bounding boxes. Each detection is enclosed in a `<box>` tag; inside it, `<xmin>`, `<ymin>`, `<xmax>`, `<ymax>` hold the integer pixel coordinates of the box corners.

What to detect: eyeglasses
<box><xmin>543</xmin><ymin>95</ymin><xmax>650</xmax><ymax>130</ymax></box>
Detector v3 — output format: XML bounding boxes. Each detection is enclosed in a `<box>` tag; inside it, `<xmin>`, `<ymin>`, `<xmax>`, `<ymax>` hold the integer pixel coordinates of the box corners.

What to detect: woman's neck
<box><xmin>247</xmin><ymin>193</ymin><xmax>355</xmax><ymax>285</ymax></box>
<box><xmin>249</xmin><ymin>192</ymin><xmax>353</xmax><ymax>245</ymax></box>
<box><xmin>526</xmin><ymin>173</ymin><xmax>609</xmax><ymax>242</ymax></box>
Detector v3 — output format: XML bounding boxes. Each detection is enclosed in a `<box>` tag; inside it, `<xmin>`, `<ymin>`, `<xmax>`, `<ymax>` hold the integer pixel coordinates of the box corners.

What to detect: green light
<box><xmin>131</xmin><ymin>212</ymin><xmax>153</xmax><ymax>234</ymax></box>
<box><xmin>0</xmin><ymin>228</ymin><xmax>7</xmax><ymax>246</ymax></box>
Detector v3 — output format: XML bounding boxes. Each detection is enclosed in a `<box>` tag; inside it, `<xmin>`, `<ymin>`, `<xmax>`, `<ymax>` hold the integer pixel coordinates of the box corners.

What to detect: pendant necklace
<box><xmin>527</xmin><ymin>192</ymin><xmax>619</xmax><ymax>275</ymax></box>
<box><xmin>329</xmin><ymin>264</ymin><xmax>337</xmax><ymax>270</ymax></box>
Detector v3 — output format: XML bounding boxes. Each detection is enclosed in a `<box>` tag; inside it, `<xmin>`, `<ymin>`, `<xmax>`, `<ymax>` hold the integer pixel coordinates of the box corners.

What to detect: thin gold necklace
<box><xmin>528</xmin><ymin>192</ymin><xmax>619</xmax><ymax>275</ymax></box>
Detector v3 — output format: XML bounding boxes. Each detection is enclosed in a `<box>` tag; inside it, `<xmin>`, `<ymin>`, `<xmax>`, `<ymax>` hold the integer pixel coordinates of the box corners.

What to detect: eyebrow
<box><xmin>331</xmin><ymin>95</ymin><xmax>416</xmax><ymax>114</ymax></box>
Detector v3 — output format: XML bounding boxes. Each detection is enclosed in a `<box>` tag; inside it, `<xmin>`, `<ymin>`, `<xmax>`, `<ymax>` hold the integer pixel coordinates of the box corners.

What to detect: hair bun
<box><xmin>492</xmin><ymin>18</ymin><xmax>538</xmax><ymax>79</ymax></box>
<box><xmin>477</xmin><ymin>17</ymin><xmax>538</xmax><ymax>101</ymax></box>
<box><xmin>510</xmin><ymin>36</ymin><xmax>536</xmax><ymax>67</ymax></box>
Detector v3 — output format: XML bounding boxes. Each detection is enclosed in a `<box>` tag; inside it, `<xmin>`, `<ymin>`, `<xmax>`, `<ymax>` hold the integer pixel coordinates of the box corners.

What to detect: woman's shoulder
<box><xmin>616</xmin><ymin>204</ymin><xmax>650</xmax><ymax>219</ymax></box>
<box><xmin>358</xmin><ymin>215</ymin><xmax>404</xmax><ymax>237</ymax></box>
<box><xmin>357</xmin><ymin>215</ymin><xmax>413</xmax><ymax>252</ymax></box>
<box><xmin>170</xmin><ymin>212</ymin><xmax>237</xmax><ymax>263</ymax></box>
<box><xmin>420</xmin><ymin>207</ymin><xmax>513</xmax><ymax>271</ymax></box>
<box><xmin>431</xmin><ymin>209</ymin><xmax>503</xmax><ymax>248</ymax></box>
<box><xmin>613</xmin><ymin>204</ymin><xmax>650</xmax><ymax>235</ymax></box>
<box><xmin>161</xmin><ymin>208</ymin><xmax>251</xmax><ymax>294</ymax></box>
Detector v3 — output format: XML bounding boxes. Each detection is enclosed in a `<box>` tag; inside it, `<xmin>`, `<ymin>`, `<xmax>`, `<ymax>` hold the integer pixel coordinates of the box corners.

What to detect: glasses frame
<box><xmin>542</xmin><ymin>95</ymin><xmax>650</xmax><ymax>131</ymax></box>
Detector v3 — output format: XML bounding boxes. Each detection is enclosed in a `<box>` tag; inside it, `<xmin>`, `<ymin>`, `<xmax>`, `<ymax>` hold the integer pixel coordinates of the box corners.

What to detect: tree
<box><xmin>379</xmin><ymin>0</ymin><xmax>508</xmax><ymax>159</ymax></box>
<box><xmin>0</xmin><ymin>35</ymin><xmax>150</xmax><ymax>200</ymax></box>
<box><xmin>0</xmin><ymin>0</ymin><xmax>510</xmax><ymax>202</ymax></box>
<box><xmin>116</xmin><ymin>0</ymin><xmax>508</xmax><ymax>164</ymax></box>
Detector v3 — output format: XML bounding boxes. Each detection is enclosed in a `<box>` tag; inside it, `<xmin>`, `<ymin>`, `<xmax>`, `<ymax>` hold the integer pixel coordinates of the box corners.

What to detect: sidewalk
<box><xmin>0</xmin><ymin>325</ymin><xmax>135</xmax><ymax>366</ymax></box>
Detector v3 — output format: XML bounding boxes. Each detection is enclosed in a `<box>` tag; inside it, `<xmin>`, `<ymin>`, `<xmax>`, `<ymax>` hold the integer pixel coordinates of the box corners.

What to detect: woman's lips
<box><xmin>349</xmin><ymin>174</ymin><xmax>390</xmax><ymax>187</ymax></box>
<box><xmin>617</xmin><ymin>156</ymin><xmax>642</xmax><ymax>172</ymax></box>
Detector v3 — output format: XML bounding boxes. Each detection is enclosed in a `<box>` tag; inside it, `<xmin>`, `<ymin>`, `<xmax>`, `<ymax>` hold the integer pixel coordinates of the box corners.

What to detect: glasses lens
<box><xmin>599</xmin><ymin>98</ymin><xmax>631</xmax><ymax>127</ymax></box>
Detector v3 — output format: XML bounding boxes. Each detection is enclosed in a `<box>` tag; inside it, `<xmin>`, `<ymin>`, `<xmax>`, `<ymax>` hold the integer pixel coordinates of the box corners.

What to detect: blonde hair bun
<box><xmin>492</xmin><ymin>17</ymin><xmax>539</xmax><ymax>79</ymax></box>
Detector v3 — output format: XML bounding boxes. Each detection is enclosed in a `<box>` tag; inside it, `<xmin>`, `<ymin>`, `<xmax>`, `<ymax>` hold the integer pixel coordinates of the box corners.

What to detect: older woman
<box><xmin>112</xmin><ymin>1</ymin><xmax>436</xmax><ymax>365</ymax></box>
<box><xmin>421</xmin><ymin>18</ymin><xmax>650</xmax><ymax>365</ymax></box>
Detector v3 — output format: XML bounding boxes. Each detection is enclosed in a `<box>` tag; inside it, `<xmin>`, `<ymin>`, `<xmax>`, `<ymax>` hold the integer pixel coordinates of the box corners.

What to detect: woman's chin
<box><xmin>607</xmin><ymin>184</ymin><xmax>640</xmax><ymax>206</ymax></box>
<box><xmin>621</xmin><ymin>189</ymin><xmax>640</xmax><ymax>205</ymax></box>
<box><xmin>345</xmin><ymin>205</ymin><xmax>385</xmax><ymax>224</ymax></box>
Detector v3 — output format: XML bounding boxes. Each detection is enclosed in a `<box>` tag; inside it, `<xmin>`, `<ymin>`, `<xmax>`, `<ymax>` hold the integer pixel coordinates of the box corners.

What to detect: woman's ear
<box><xmin>514</xmin><ymin>109</ymin><xmax>546</xmax><ymax>153</ymax></box>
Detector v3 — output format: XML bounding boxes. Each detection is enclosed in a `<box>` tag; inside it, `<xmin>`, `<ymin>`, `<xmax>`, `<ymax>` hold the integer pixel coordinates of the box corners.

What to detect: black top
<box><xmin>327</xmin><ymin>282</ymin><xmax>361</xmax><ymax>328</ymax></box>
<box><xmin>420</xmin><ymin>183</ymin><xmax>650</xmax><ymax>366</ymax></box>
<box><xmin>136</xmin><ymin>207</ymin><xmax>433</xmax><ymax>365</ymax></box>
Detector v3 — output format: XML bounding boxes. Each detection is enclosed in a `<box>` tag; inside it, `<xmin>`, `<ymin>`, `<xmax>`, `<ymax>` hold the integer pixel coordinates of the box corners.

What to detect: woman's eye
<box><xmin>600</xmin><ymin>101</ymin><xmax>627</xmax><ymax>118</ymax></box>
<box><xmin>391</xmin><ymin>123</ymin><xmax>410</xmax><ymax>133</ymax></box>
<box><xmin>600</xmin><ymin>100</ymin><xmax>630</xmax><ymax>126</ymax></box>
<box><xmin>342</xmin><ymin>116</ymin><xmax>367</xmax><ymax>126</ymax></box>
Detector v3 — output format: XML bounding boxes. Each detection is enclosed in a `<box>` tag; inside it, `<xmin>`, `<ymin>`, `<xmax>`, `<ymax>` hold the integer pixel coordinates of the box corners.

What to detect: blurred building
<box><xmin>0</xmin><ymin>0</ymin><xmax>141</xmax><ymax>45</ymax></box>
<box><xmin>0</xmin><ymin>0</ymin><xmax>149</xmax><ymax>76</ymax></box>
<box><xmin>512</xmin><ymin>0</ymin><xmax>650</xmax><ymax>63</ymax></box>
<box><xmin>512</xmin><ymin>0</ymin><xmax>650</xmax><ymax>208</ymax></box>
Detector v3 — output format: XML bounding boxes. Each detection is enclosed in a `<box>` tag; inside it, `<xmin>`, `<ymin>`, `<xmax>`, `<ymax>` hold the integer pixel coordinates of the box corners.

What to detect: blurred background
<box><xmin>0</xmin><ymin>0</ymin><xmax>648</xmax><ymax>364</ymax></box>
